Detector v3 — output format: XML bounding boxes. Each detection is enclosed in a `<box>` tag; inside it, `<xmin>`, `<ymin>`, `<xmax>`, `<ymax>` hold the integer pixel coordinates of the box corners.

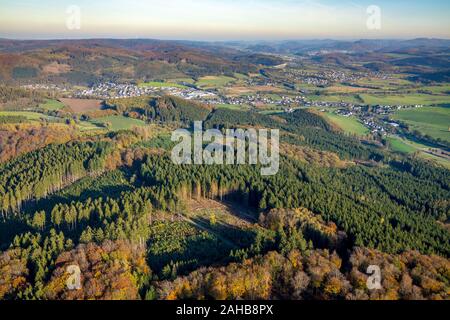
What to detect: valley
<box><xmin>0</xmin><ymin>38</ymin><xmax>449</xmax><ymax>301</ymax></box>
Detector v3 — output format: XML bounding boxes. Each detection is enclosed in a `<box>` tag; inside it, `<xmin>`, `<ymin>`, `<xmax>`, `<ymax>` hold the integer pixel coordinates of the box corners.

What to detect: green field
<box><xmin>308</xmin><ymin>94</ymin><xmax>363</xmax><ymax>104</ymax></box>
<box><xmin>215</xmin><ymin>103</ymin><xmax>250</xmax><ymax>110</ymax></box>
<box><xmin>259</xmin><ymin>109</ymin><xmax>285</xmax><ymax>115</ymax></box>
<box><xmin>0</xmin><ymin>111</ymin><xmax>53</xmax><ymax>121</ymax></box>
<box><xmin>90</xmin><ymin>115</ymin><xmax>147</xmax><ymax>131</ymax></box>
<box><xmin>360</xmin><ymin>93</ymin><xmax>450</xmax><ymax>106</ymax></box>
<box><xmin>416</xmin><ymin>85</ymin><xmax>450</xmax><ymax>94</ymax></box>
<box><xmin>322</xmin><ymin>112</ymin><xmax>369</xmax><ymax>136</ymax></box>
<box><xmin>234</xmin><ymin>73</ymin><xmax>249</xmax><ymax>80</ymax></box>
<box><xmin>168</xmin><ymin>78</ymin><xmax>196</xmax><ymax>84</ymax></box>
<box><xmin>392</xmin><ymin>106</ymin><xmax>450</xmax><ymax>142</ymax></box>
<box><xmin>40</xmin><ymin>99</ymin><xmax>65</xmax><ymax>111</ymax></box>
<box><xmin>419</xmin><ymin>152</ymin><xmax>450</xmax><ymax>169</ymax></box>
<box><xmin>386</xmin><ymin>135</ymin><xmax>450</xmax><ymax>168</ymax></box>
<box><xmin>77</xmin><ymin>121</ymin><xmax>105</xmax><ymax>132</ymax></box>
<box><xmin>386</xmin><ymin>136</ymin><xmax>416</xmax><ymax>154</ymax></box>
<box><xmin>196</xmin><ymin>76</ymin><xmax>235</xmax><ymax>88</ymax></box>
<box><xmin>139</xmin><ymin>81</ymin><xmax>188</xmax><ymax>89</ymax></box>
<box><xmin>355</xmin><ymin>77</ymin><xmax>414</xmax><ymax>90</ymax></box>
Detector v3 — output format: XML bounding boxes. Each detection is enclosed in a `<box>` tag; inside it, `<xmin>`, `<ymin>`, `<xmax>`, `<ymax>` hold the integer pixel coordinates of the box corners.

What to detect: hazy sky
<box><xmin>1</xmin><ymin>0</ymin><xmax>449</xmax><ymax>40</ymax></box>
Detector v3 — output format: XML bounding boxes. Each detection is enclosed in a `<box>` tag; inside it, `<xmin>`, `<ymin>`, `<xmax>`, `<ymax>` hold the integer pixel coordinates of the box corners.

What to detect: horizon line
<box><xmin>1</xmin><ymin>36</ymin><xmax>450</xmax><ymax>43</ymax></box>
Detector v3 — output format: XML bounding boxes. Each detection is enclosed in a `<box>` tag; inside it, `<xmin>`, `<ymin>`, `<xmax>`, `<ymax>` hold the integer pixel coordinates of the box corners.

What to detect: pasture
<box><xmin>386</xmin><ymin>136</ymin><xmax>416</xmax><ymax>154</ymax></box>
<box><xmin>0</xmin><ymin>111</ymin><xmax>54</xmax><ymax>121</ymax></box>
<box><xmin>60</xmin><ymin>98</ymin><xmax>103</xmax><ymax>113</ymax></box>
<box><xmin>391</xmin><ymin>106</ymin><xmax>450</xmax><ymax>142</ymax></box>
<box><xmin>40</xmin><ymin>99</ymin><xmax>65</xmax><ymax>111</ymax></box>
<box><xmin>215</xmin><ymin>104</ymin><xmax>249</xmax><ymax>110</ymax></box>
<box><xmin>360</xmin><ymin>94</ymin><xmax>450</xmax><ymax>106</ymax></box>
<box><xmin>322</xmin><ymin>112</ymin><xmax>369</xmax><ymax>136</ymax></box>
<box><xmin>139</xmin><ymin>81</ymin><xmax>188</xmax><ymax>89</ymax></box>
<box><xmin>196</xmin><ymin>75</ymin><xmax>235</xmax><ymax>88</ymax></box>
<box><xmin>90</xmin><ymin>115</ymin><xmax>147</xmax><ymax>131</ymax></box>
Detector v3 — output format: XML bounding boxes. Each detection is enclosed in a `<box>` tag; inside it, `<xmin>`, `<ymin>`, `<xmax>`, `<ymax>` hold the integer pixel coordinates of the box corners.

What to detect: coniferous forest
<box><xmin>0</xmin><ymin>99</ymin><xmax>449</xmax><ymax>301</ymax></box>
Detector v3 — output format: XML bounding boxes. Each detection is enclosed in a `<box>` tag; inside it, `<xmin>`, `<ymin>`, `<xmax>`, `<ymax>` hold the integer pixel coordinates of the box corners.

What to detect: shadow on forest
<box><xmin>22</xmin><ymin>184</ymin><xmax>134</xmax><ymax>217</ymax></box>
<box><xmin>0</xmin><ymin>219</ymin><xmax>32</xmax><ymax>250</ymax></box>
<box><xmin>147</xmin><ymin>218</ymin><xmax>257</xmax><ymax>278</ymax></box>
<box><xmin>191</xmin><ymin>216</ymin><xmax>256</xmax><ymax>248</ymax></box>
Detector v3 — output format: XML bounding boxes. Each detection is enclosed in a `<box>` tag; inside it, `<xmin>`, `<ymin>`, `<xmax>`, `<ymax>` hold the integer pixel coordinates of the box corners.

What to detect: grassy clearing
<box><xmin>139</xmin><ymin>81</ymin><xmax>188</xmax><ymax>89</ymax></box>
<box><xmin>322</xmin><ymin>112</ymin><xmax>369</xmax><ymax>136</ymax></box>
<box><xmin>215</xmin><ymin>104</ymin><xmax>250</xmax><ymax>111</ymax></box>
<box><xmin>324</xmin><ymin>85</ymin><xmax>372</xmax><ymax>93</ymax></box>
<box><xmin>360</xmin><ymin>94</ymin><xmax>450</xmax><ymax>106</ymax></box>
<box><xmin>386</xmin><ymin>135</ymin><xmax>450</xmax><ymax>168</ymax></box>
<box><xmin>386</xmin><ymin>136</ymin><xmax>416</xmax><ymax>154</ymax></box>
<box><xmin>355</xmin><ymin>77</ymin><xmax>414</xmax><ymax>90</ymax></box>
<box><xmin>168</xmin><ymin>78</ymin><xmax>195</xmax><ymax>84</ymax></box>
<box><xmin>77</xmin><ymin>121</ymin><xmax>105</xmax><ymax>132</ymax></box>
<box><xmin>40</xmin><ymin>99</ymin><xmax>65</xmax><ymax>111</ymax></box>
<box><xmin>264</xmin><ymin>93</ymin><xmax>283</xmax><ymax>100</ymax></box>
<box><xmin>416</xmin><ymin>85</ymin><xmax>450</xmax><ymax>94</ymax></box>
<box><xmin>392</xmin><ymin>107</ymin><xmax>450</xmax><ymax>142</ymax></box>
<box><xmin>308</xmin><ymin>94</ymin><xmax>363</xmax><ymax>104</ymax></box>
<box><xmin>259</xmin><ymin>109</ymin><xmax>285</xmax><ymax>115</ymax></box>
<box><xmin>90</xmin><ymin>115</ymin><xmax>147</xmax><ymax>131</ymax></box>
<box><xmin>0</xmin><ymin>111</ymin><xmax>53</xmax><ymax>121</ymax></box>
<box><xmin>196</xmin><ymin>76</ymin><xmax>235</xmax><ymax>88</ymax></box>
<box><xmin>419</xmin><ymin>152</ymin><xmax>450</xmax><ymax>169</ymax></box>
<box><xmin>234</xmin><ymin>73</ymin><xmax>249</xmax><ymax>80</ymax></box>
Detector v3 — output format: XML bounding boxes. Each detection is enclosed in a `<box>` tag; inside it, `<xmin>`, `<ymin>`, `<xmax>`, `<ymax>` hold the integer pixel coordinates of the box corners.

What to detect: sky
<box><xmin>0</xmin><ymin>0</ymin><xmax>449</xmax><ymax>40</ymax></box>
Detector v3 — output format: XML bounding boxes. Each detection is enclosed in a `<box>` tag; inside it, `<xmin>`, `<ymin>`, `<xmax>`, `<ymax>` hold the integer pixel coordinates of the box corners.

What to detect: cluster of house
<box><xmin>73</xmin><ymin>82</ymin><xmax>217</xmax><ymax>100</ymax></box>
<box><xmin>74</xmin><ymin>82</ymin><xmax>152</xmax><ymax>99</ymax></box>
<box><xmin>334</xmin><ymin>104</ymin><xmax>424</xmax><ymax>135</ymax></box>
<box><xmin>21</xmin><ymin>84</ymin><xmax>69</xmax><ymax>92</ymax></box>
<box><xmin>283</xmin><ymin>67</ymin><xmax>388</xmax><ymax>88</ymax></box>
<box><xmin>309</xmin><ymin>101</ymin><xmax>356</xmax><ymax>109</ymax></box>
<box><xmin>284</xmin><ymin>69</ymin><xmax>367</xmax><ymax>87</ymax></box>
<box><xmin>213</xmin><ymin>94</ymin><xmax>306</xmax><ymax>108</ymax></box>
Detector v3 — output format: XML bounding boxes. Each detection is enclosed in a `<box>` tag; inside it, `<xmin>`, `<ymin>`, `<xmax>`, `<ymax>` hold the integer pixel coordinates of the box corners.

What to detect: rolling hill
<box><xmin>0</xmin><ymin>39</ymin><xmax>283</xmax><ymax>85</ymax></box>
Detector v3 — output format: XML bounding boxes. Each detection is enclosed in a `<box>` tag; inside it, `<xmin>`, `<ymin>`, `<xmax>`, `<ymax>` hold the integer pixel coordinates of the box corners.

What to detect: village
<box><xmin>333</xmin><ymin>103</ymin><xmax>424</xmax><ymax>135</ymax></box>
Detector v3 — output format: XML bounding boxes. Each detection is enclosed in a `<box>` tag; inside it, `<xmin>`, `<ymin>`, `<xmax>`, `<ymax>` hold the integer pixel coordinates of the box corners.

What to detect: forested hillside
<box><xmin>107</xmin><ymin>96</ymin><xmax>211</xmax><ymax>123</ymax></box>
<box><xmin>0</xmin><ymin>98</ymin><xmax>448</xmax><ymax>301</ymax></box>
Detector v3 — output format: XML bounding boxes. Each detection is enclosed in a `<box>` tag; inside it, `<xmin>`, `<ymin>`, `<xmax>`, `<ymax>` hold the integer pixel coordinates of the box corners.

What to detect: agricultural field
<box><xmin>258</xmin><ymin>109</ymin><xmax>286</xmax><ymax>115</ymax></box>
<box><xmin>386</xmin><ymin>135</ymin><xmax>450</xmax><ymax>168</ymax></box>
<box><xmin>386</xmin><ymin>136</ymin><xmax>416</xmax><ymax>154</ymax></box>
<box><xmin>355</xmin><ymin>77</ymin><xmax>415</xmax><ymax>90</ymax></box>
<box><xmin>324</xmin><ymin>85</ymin><xmax>374</xmax><ymax>94</ymax></box>
<box><xmin>40</xmin><ymin>99</ymin><xmax>66</xmax><ymax>111</ymax></box>
<box><xmin>419</xmin><ymin>152</ymin><xmax>450</xmax><ymax>169</ymax></box>
<box><xmin>139</xmin><ymin>81</ymin><xmax>189</xmax><ymax>89</ymax></box>
<box><xmin>307</xmin><ymin>94</ymin><xmax>363</xmax><ymax>104</ymax></box>
<box><xmin>167</xmin><ymin>78</ymin><xmax>196</xmax><ymax>84</ymax></box>
<box><xmin>391</xmin><ymin>106</ymin><xmax>450</xmax><ymax>142</ymax></box>
<box><xmin>359</xmin><ymin>93</ymin><xmax>450</xmax><ymax>106</ymax></box>
<box><xmin>196</xmin><ymin>75</ymin><xmax>235</xmax><ymax>88</ymax></box>
<box><xmin>89</xmin><ymin>115</ymin><xmax>147</xmax><ymax>131</ymax></box>
<box><xmin>322</xmin><ymin>112</ymin><xmax>369</xmax><ymax>136</ymax></box>
<box><xmin>0</xmin><ymin>111</ymin><xmax>54</xmax><ymax>121</ymax></box>
<box><xmin>60</xmin><ymin>98</ymin><xmax>103</xmax><ymax>113</ymax></box>
<box><xmin>225</xmin><ymin>85</ymin><xmax>287</xmax><ymax>96</ymax></box>
<box><xmin>215</xmin><ymin>103</ymin><xmax>250</xmax><ymax>110</ymax></box>
<box><xmin>416</xmin><ymin>85</ymin><xmax>450</xmax><ymax>94</ymax></box>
